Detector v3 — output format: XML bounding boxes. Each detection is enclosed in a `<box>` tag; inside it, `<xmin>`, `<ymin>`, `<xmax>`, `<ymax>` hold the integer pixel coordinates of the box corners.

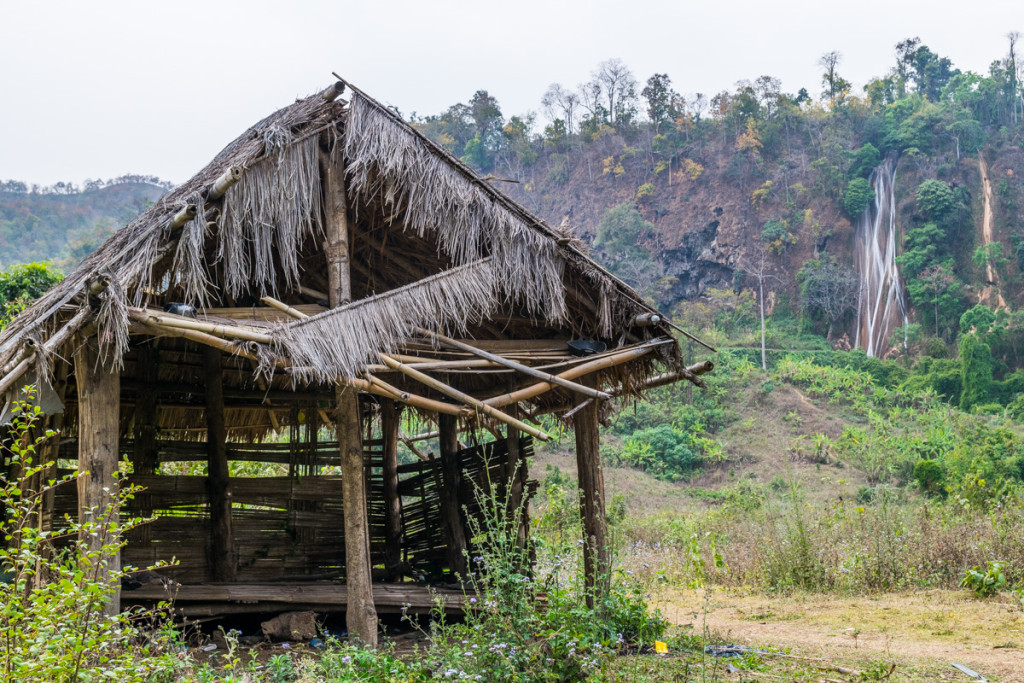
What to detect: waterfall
<box><xmin>853</xmin><ymin>157</ymin><xmax>908</xmax><ymax>357</ymax></box>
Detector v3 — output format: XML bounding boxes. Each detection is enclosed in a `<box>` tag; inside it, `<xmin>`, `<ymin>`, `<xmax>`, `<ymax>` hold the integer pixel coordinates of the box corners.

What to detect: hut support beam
<box><xmin>382</xmin><ymin>399</ymin><xmax>403</xmax><ymax>578</ymax></box>
<box><xmin>438</xmin><ymin>413</ymin><xmax>469</xmax><ymax>578</ymax></box>
<box><xmin>74</xmin><ymin>338</ymin><xmax>122</xmax><ymax>617</ymax></box>
<box><xmin>323</xmin><ymin>147</ymin><xmax>378</xmax><ymax>645</ymax></box>
<box><xmin>203</xmin><ymin>347</ymin><xmax>235</xmax><ymax>582</ymax></box>
<box><xmin>573</xmin><ymin>377</ymin><xmax>608</xmax><ymax>609</ymax></box>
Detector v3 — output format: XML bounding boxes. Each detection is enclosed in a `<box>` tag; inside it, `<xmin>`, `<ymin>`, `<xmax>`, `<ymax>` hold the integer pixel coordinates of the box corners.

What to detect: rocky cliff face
<box><xmin>492</xmin><ymin>123</ymin><xmax>1022</xmax><ymax>349</ymax></box>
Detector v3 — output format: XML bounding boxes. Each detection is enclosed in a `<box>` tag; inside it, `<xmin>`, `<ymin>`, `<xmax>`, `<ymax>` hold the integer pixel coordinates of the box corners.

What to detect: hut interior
<box><xmin>0</xmin><ymin>79</ymin><xmax>712</xmax><ymax>638</ymax></box>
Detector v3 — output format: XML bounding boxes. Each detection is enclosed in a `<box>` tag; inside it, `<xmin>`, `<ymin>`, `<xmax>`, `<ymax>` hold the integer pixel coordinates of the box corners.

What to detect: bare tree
<box><xmin>740</xmin><ymin>246</ymin><xmax>779</xmax><ymax>371</ymax></box>
<box><xmin>1009</xmin><ymin>31</ymin><xmax>1022</xmax><ymax>125</ymax></box>
<box><xmin>798</xmin><ymin>260</ymin><xmax>862</xmax><ymax>340</ymax></box>
<box><xmin>577</xmin><ymin>80</ymin><xmax>603</xmax><ymax>122</ymax></box>
<box><xmin>593</xmin><ymin>58</ymin><xmax>638</xmax><ymax>124</ymax></box>
<box><xmin>541</xmin><ymin>83</ymin><xmax>580</xmax><ymax>136</ymax></box>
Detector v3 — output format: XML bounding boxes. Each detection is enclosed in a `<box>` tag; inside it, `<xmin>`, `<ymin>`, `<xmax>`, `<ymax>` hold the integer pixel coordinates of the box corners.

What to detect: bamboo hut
<box><xmin>0</xmin><ymin>79</ymin><xmax>711</xmax><ymax>642</ymax></box>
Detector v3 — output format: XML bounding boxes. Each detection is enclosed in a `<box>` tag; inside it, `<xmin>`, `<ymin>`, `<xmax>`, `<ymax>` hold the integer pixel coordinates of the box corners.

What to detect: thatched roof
<box><xmin>0</xmin><ymin>79</ymin><xmax>706</xmax><ymax>441</ymax></box>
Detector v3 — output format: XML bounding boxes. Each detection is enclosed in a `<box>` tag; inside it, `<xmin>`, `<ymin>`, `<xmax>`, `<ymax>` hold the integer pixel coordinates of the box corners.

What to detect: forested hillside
<box><xmin>0</xmin><ymin>175</ymin><xmax>169</xmax><ymax>270</ymax></box>
<box><xmin>411</xmin><ymin>37</ymin><xmax>1024</xmax><ymax>362</ymax></box>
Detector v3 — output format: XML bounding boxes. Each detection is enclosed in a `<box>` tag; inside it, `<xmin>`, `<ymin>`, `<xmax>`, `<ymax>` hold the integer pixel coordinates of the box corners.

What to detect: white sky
<box><xmin>1</xmin><ymin>0</ymin><xmax>1020</xmax><ymax>186</ymax></box>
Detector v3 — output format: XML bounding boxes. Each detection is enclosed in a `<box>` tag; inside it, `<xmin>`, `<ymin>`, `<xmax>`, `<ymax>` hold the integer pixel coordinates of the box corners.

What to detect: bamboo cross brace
<box><xmin>379</xmin><ymin>354</ymin><xmax>551</xmax><ymax>441</ymax></box>
<box><xmin>131</xmin><ymin>308</ymin><xmax>274</xmax><ymax>344</ymax></box>
<box><xmin>0</xmin><ymin>353</ymin><xmax>38</xmax><ymax>397</ymax></box>
<box><xmin>413</xmin><ymin>327</ymin><xmax>611</xmax><ymax>400</ymax></box>
<box><xmin>0</xmin><ymin>307</ymin><xmax>93</xmax><ymax>398</ymax></box>
<box><xmin>484</xmin><ymin>339</ymin><xmax>671</xmax><ymax>407</ymax></box>
<box><xmin>130</xmin><ymin>320</ymin><xmax>465</xmax><ymax>417</ymax></box>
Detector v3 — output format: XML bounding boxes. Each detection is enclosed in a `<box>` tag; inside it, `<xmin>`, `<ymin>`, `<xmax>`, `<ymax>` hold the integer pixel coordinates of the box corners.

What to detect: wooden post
<box><xmin>75</xmin><ymin>337</ymin><xmax>122</xmax><ymax>617</ymax></box>
<box><xmin>323</xmin><ymin>145</ymin><xmax>378</xmax><ymax>644</ymax></box>
<box><xmin>203</xmin><ymin>347</ymin><xmax>235</xmax><ymax>582</ymax></box>
<box><xmin>381</xmin><ymin>399</ymin><xmax>403</xmax><ymax>579</ymax></box>
<box><xmin>504</xmin><ymin>404</ymin><xmax>529</xmax><ymax>558</ymax></box>
<box><xmin>573</xmin><ymin>376</ymin><xmax>609</xmax><ymax>608</ymax></box>
<box><xmin>438</xmin><ymin>413</ymin><xmax>468</xmax><ymax>578</ymax></box>
<box><xmin>133</xmin><ymin>344</ymin><xmax>158</xmax><ymax>542</ymax></box>
<box><xmin>133</xmin><ymin>344</ymin><xmax>159</xmax><ymax>476</ymax></box>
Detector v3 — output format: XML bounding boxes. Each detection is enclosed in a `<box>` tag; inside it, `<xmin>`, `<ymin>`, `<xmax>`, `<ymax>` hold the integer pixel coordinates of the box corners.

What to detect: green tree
<box><xmin>916</xmin><ymin>179</ymin><xmax>957</xmax><ymax>222</ymax></box>
<box><xmin>959</xmin><ymin>332</ymin><xmax>995</xmax><ymax>410</ymax></box>
<box><xmin>849</xmin><ymin>143</ymin><xmax>881</xmax><ymax>179</ymax></box>
<box><xmin>819</xmin><ymin>51</ymin><xmax>851</xmax><ymax>108</ymax></box>
<box><xmin>641</xmin><ymin>73</ymin><xmax>679</xmax><ymax>131</ymax></box>
<box><xmin>843</xmin><ymin>177</ymin><xmax>875</xmax><ymax>218</ymax></box>
<box><xmin>0</xmin><ymin>262</ymin><xmax>63</xmax><ymax>328</ymax></box>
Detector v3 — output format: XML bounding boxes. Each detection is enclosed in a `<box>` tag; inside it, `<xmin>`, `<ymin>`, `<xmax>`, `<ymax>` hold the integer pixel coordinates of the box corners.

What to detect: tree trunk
<box><xmin>75</xmin><ymin>337</ymin><xmax>121</xmax><ymax>617</ymax></box>
<box><xmin>574</xmin><ymin>376</ymin><xmax>608</xmax><ymax>608</ymax></box>
<box><xmin>203</xmin><ymin>347</ymin><xmax>235</xmax><ymax>582</ymax></box>
<box><xmin>322</xmin><ymin>145</ymin><xmax>378</xmax><ymax>644</ymax></box>
<box><xmin>760</xmin><ymin>276</ymin><xmax>767</xmax><ymax>371</ymax></box>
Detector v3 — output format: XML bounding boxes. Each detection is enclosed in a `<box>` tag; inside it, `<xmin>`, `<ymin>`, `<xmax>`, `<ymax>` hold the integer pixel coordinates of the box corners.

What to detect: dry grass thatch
<box><xmin>0</xmin><ymin>77</ymin><xmax>686</xmax><ymax>421</ymax></box>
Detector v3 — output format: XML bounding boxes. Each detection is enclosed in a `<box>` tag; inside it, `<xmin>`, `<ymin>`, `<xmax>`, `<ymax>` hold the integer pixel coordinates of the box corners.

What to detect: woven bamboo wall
<box><xmin>54</xmin><ymin>435</ymin><xmax>532</xmax><ymax>583</ymax></box>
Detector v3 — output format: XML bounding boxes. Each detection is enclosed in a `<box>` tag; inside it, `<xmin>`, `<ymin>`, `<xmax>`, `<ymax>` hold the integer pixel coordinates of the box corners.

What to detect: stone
<box><xmin>261</xmin><ymin>611</ymin><xmax>318</xmax><ymax>641</ymax></box>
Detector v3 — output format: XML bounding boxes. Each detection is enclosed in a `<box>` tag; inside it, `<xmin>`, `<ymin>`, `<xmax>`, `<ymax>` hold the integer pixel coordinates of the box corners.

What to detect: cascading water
<box><xmin>853</xmin><ymin>156</ymin><xmax>908</xmax><ymax>357</ymax></box>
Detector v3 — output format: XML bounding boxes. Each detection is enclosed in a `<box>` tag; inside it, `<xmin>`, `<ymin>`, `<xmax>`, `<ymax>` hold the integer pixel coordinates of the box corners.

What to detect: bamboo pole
<box><xmin>0</xmin><ymin>308</ymin><xmax>91</xmax><ymax>397</ymax></box>
<box><xmin>0</xmin><ymin>353</ymin><xmax>37</xmax><ymax>397</ymax></box>
<box><xmin>207</xmin><ymin>166</ymin><xmax>242</xmax><ymax>201</ymax></box>
<box><xmin>321</xmin><ymin>81</ymin><xmax>346</xmax><ymax>102</ymax></box>
<box><xmin>632</xmin><ymin>312</ymin><xmax>662</xmax><ymax>326</ymax></box>
<box><xmin>484</xmin><ymin>340</ymin><xmax>667</xmax><ymax>407</ymax></box>
<box><xmin>260</xmin><ymin>296</ymin><xmax>310</xmax><ymax>321</ymax></box>
<box><xmin>379</xmin><ymin>354</ymin><xmax>551</xmax><ymax>441</ymax></box>
<box><xmin>169</xmin><ymin>204</ymin><xmax>198</xmax><ymax>230</ymax></box>
<box><xmin>132</xmin><ymin>318</ymin><xmax>466</xmax><ymax>417</ymax></box>
<box><xmin>413</xmin><ymin>327</ymin><xmax>610</xmax><ymax>400</ymax></box>
<box><xmin>398</xmin><ymin>434</ymin><xmax>431</xmax><ymax>462</ymax></box>
<box><xmin>131</xmin><ymin>309</ymin><xmax>274</xmax><ymax>344</ymax></box>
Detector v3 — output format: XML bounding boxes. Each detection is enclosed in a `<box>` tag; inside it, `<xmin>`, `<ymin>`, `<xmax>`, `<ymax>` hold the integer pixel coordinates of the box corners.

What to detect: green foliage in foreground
<box><xmin>0</xmin><ymin>261</ymin><xmax>62</xmax><ymax>328</ymax></box>
<box><xmin>0</xmin><ymin>391</ymin><xmax>178</xmax><ymax>682</ymax></box>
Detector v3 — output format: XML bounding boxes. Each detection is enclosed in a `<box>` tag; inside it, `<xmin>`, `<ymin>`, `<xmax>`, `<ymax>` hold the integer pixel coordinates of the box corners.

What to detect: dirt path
<box><xmin>658</xmin><ymin>588</ymin><xmax>1024</xmax><ymax>681</ymax></box>
<box><xmin>978</xmin><ymin>157</ymin><xmax>1008</xmax><ymax>310</ymax></box>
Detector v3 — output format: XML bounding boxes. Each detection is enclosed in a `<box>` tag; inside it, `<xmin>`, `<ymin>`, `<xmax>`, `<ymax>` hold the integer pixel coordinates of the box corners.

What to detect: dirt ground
<box><xmin>658</xmin><ymin>587</ymin><xmax>1024</xmax><ymax>682</ymax></box>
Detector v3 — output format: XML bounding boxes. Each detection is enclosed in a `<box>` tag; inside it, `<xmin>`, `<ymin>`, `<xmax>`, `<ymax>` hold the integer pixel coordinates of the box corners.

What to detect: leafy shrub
<box><xmin>913</xmin><ymin>458</ymin><xmax>945</xmax><ymax>496</ymax></box>
<box><xmin>960</xmin><ymin>561</ymin><xmax>1007</xmax><ymax>597</ymax></box>
<box><xmin>843</xmin><ymin>177</ymin><xmax>875</xmax><ymax>218</ymax></box>
<box><xmin>0</xmin><ymin>390</ymin><xmax>176</xmax><ymax>681</ymax></box>
<box><xmin>0</xmin><ymin>262</ymin><xmax>62</xmax><ymax>328</ymax></box>
<box><xmin>617</xmin><ymin>424</ymin><xmax>717</xmax><ymax>481</ymax></box>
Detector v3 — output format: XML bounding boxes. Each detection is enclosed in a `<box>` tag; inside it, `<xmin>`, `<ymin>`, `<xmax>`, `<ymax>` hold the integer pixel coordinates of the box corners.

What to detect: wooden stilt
<box><xmin>133</xmin><ymin>343</ymin><xmax>159</xmax><ymax>476</ymax></box>
<box><xmin>133</xmin><ymin>343</ymin><xmax>158</xmax><ymax>543</ymax></box>
<box><xmin>74</xmin><ymin>337</ymin><xmax>122</xmax><ymax>617</ymax></box>
<box><xmin>381</xmin><ymin>399</ymin><xmax>403</xmax><ymax>579</ymax></box>
<box><xmin>504</xmin><ymin>404</ymin><xmax>529</xmax><ymax>557</ymax></box>
<box><xmin>438</xmin><ymin>413</ymin><xmax>469</xmax><ymax>578</ymax></box>
<box><xmin>573</xmin><ymin>377</ymin><xmax>608</xmax><ymax>609</ymax></box>
<box><xmin>203</xmin><ymin>347</ymin><xmax>235</xmax><ymax>582</ymax></box>
<box><xmin>322</xmin><ymin>145</ymin><xmax>378</xmax><ymax>645</ymax></box>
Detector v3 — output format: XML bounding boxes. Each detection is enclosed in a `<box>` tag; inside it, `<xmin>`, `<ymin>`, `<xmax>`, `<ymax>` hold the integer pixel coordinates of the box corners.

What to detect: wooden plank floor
<box><xmin>123</xmin><ymin>582</ymin><xmax>472</xmax><ymax>617</ymax></box>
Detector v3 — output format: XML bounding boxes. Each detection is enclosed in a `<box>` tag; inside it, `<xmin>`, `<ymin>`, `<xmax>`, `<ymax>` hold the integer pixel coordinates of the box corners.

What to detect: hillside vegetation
<box><xmin>0</xmin><ymin>176</ymin><xmax>169</xmax><ymax>270</ymax></box>
<box><xmin>412</xmin><ymin>38</ymin><xmax>1024</xmax><ymax>356</ymax></box>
